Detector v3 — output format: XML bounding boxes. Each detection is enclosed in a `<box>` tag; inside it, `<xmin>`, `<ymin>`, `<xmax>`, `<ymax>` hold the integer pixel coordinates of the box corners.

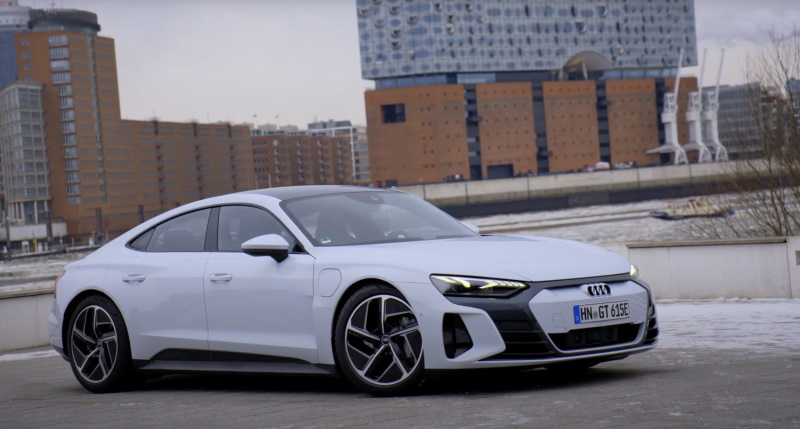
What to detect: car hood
<box><xmin>309</xmin><ymin>235</ymin><xmax>630</xmax><ymax>283</ymax></box>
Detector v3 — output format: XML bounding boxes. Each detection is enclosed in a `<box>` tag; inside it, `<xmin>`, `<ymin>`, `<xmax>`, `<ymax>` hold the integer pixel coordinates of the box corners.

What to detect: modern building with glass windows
<box><xmin>0</xmin><ymin>82</ymin><xmax>50</xmax><ymax>224</ymax></box>
<box><xmin>0</xmin><ymin>0</ymin><xmax>31</xmax><ymax>89</ymax></box>
<box><xmin>357</xmin><ymin>0</ymin><xmax>699</xmax><ymax>185</ymax></box>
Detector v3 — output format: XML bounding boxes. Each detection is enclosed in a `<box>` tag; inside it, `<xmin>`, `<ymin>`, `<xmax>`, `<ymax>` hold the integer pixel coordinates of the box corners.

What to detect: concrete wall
<box><xmin>0</xmin><ymin>286</ymin><xmax>52</xmax><ymax>353</ymax></box>
<box><xmin>398</xmin><ymin>161</ymin><xmax>740</xmax><ymax>207</ymax></box>
<box><xmin>2</xmin><ymin>235</ymin><xmax>798</xmax><ymax>353</ymax></box>
<box><xmin>605</xmin><ymin>237</ymin><xmax>799</xmax><ymax>300</ymax></box>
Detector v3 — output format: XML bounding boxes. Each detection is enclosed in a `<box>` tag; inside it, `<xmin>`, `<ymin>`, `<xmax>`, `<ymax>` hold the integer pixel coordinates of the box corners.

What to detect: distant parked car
<box><xmin>49</xmin><ymin>186</ymin><xmax>658</xmax><ymax>396</ymax></box>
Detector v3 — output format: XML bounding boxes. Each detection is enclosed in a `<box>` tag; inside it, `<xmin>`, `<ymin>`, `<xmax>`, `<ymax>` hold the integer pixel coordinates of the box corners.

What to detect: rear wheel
<box><xmin>67</xmin><ymin>295</ymin><xmax>139</xmax><ymax>393</ymax></box>
<box><xmin>334</xmin><ymin>284</ymin><xmax>425</xmax><ymax>396</ymax></box>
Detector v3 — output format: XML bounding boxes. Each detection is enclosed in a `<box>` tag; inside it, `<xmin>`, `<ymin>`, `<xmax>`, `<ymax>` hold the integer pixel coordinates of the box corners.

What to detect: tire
<box><xmin>334</xmin><ymin>284</ymin><xmax>425</xmax><ymax>396</ymax></box>
<box><xmin>67</xmin><ymin>295</ymin><xmax>139</xmax><ymax>393</ymax></box>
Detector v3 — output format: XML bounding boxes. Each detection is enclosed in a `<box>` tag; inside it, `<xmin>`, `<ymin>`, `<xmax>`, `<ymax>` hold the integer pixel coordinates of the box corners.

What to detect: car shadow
<box><xmin>422</xmin><ymin>366</ymin><xmax>656</xmax><ymax>396</ymax></box>
<box><xmin>130</xmin><ymin>364</ymin><xmax>666</xmax><ymax>397</ymax></box>
<box><xmin>139</xmin><ymin>372</ymin><xmax>356</xmax><ymax>394</ymax></box>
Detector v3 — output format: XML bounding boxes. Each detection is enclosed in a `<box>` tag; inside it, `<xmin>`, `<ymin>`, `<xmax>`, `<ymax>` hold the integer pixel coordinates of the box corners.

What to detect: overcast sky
<box><xmin>19</xmin><ymin>0</ymin><xmax>800</xmax><ymax>128</ymax></box>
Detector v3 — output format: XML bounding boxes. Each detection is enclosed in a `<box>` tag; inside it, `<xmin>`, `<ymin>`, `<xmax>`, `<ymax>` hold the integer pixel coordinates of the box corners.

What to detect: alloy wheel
<box><xmin>344</xmin><ymin>294</ymin><xmax>423</xmax><ymax>386</ymax></box>
<box><xmin>70</xmin><ymin>305</ymin><xmax>119</xmax><ymax>384</ymax></box>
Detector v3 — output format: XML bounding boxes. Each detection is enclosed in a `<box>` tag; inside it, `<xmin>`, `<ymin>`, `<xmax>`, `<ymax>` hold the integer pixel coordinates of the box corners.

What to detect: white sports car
<box><xmin>50</xmin><ymin>186</ymin><xmax>658</xmax><ymax>396</ymax></box>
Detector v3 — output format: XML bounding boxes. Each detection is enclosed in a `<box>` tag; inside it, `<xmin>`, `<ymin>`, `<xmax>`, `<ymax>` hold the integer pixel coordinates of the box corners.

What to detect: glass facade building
<box><xmin>357</xmin><ymin>0</ymin><xmax>698</xmax><ymax>86</ymax></box>
<box><xmin>0</xmin><ymin>82</ymin><xmax>50</xmax><ymax>224</ymax></box>
<box><xmin>0</xmin><ymin>0</ymin><xmax>31</xmax><ymax>89</ymax></box>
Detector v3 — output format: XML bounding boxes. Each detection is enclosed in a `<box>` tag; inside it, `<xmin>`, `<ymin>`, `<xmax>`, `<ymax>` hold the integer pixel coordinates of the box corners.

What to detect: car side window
<box><xmin>146</xmin><ymin>209</ymin><xmax>211</xmax><ymax>252</ymax></box>
<box><xmin>217</xmin><ymin>205</ymin><xmax>296</xmax><ymax>252</ymax></box>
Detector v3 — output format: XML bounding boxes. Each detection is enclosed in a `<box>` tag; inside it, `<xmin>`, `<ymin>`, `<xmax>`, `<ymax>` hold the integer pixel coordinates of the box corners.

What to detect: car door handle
<box><xmin>123</xmin><ymin>274</ymin><xmax>146</xmax><ymax>283</ymax></box>
<box><xmin>209</xmin><ymin>273</ymin><xmax>233</xmax><ymax>282</ymax></box>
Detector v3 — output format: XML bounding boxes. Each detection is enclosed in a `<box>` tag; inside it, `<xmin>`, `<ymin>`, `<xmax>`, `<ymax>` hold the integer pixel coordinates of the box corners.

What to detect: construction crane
<box><xmin>682</xmin><ymin>50</ymin><xmax>713</xmax><ymax>162</ymax></box>
<box><xmin>648</xmin><ymin>49</ymin><xmax>688</xmax><ymax>165</ymax></box>
<box><xmin>702</xmin><ymin>49</ymin><xmax>728</xmax><ymax>161</ymax></box>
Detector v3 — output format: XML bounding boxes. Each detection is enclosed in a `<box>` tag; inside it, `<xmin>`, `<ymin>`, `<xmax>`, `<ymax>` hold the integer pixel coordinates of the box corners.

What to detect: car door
<box><xmin>203</xmin><ymin>205</ymin><xmax>317</xmax><ymax>364</ymax></box>
<box><xmin>105</xmin><ymin>208</ymin><xmax>212</xmax><ymax>361</ymax></box>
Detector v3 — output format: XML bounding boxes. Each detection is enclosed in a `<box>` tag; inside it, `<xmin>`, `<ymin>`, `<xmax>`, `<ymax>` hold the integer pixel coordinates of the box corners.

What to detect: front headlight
<box><xmin>630</xmin><ymin>264</ymin><xmax>639</xmax><ymax>280</ymax></box>
<box><xmin>430</xmin><ymin>275</ymin><xmax>528</xmax><ymax>298</ymax></box>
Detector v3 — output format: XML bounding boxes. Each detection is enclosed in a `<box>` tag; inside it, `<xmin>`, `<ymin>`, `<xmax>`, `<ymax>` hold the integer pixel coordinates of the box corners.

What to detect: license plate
<box><xmin>573</xmin><ymin>301</ymin><xmax>629</xmax><ymax>324</ymax></box>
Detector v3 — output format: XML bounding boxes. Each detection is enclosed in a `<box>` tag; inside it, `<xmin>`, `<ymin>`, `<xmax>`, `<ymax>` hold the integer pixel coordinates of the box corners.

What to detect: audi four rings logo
<box><xmin>584</xmin><ymin>283</ymin><xmax>611</xmax><ymax>297</ymax></box>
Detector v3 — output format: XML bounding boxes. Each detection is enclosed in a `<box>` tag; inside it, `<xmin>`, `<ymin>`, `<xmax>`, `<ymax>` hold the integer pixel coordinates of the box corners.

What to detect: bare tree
<box><xmin>687</xmin><ymin>28</ymin><xmax>800</xmax><ymax>239</ymax></box>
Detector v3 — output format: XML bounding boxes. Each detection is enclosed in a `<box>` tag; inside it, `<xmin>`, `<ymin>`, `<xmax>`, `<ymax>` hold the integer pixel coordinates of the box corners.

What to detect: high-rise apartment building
<box><xmin>0</xmin><ymin>5</ymin><xmax>255</xmax><ymax>245</ymax></box>
<box><xmin>308</xmin><ymin>120</ymin><xmax>371</xmax><ymax>185</ymax></box>
<box><xmin>0</xmin><ymin>82</ymin><xmax>48</xmax><ymax>223</ymax></box>
<box><xmin>252</xmin><ymin>126</ymin><xmax>354</xmax><ymax>189</ymax></box>
<box><xmin>357</xmin><ymin>0</ymin><xmax>699</xmax><ymax>186</ymax></box>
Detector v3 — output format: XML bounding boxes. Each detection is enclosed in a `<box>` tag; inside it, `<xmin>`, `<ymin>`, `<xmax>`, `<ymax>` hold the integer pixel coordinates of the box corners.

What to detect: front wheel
<box><xmin>334</xmin><ymin>284</ymin><xmax>425</xmax><ymax>396</ymax></box>
<box><xmin>67</xmin><ymin>295</ymin><xmax>139</xmax><ymax>393</ymax></box>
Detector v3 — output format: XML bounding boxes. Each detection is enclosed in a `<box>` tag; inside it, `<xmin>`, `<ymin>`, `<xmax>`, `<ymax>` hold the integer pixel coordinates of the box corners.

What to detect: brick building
<box><xmin>251</xmin><ymin>129</ymin><xmax>353</xmax><ymax>189</ymax></box>
<box><xmin>0</xmin><ymin>8</ymin><xmax>253</xmax><ymax>244</ymax></box>
<box><xmin>357</xmin><ymin>0</ymin><xmax>700</xmax><ymax>186</ymax></box>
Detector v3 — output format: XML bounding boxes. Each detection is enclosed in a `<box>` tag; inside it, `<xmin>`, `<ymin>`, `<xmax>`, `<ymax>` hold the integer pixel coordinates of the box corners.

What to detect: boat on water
<box><xmin>649</xmin><ymin>198</ymin><xmax>734</xmax><ymax>220</ymax></box>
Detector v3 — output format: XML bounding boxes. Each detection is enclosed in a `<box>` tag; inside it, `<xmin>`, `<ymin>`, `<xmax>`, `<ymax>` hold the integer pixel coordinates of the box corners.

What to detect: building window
<box><xmin>51</xmin><ymin>59</ymin><xmax>70</xmax><ymax>71</ymax></box>
<box><xmin>48</xmin><ymin>35</ymin><xmax>68</xmax><ymax>47</ymax></box>
<box><xmin>62</xmin><ymin>122</ymin><xmax>75</xmax><ymax>133</ymax></box>
<box><xmin>67</xmin><ymin>197</ymin><xmax>81</xmax><ymax>205</ymax></box>
<box><xmin>59</xmin><ymin>97</ymin><xmax>73</xmax><ymax>108</ymax></box>
<box><xmin>65</xmin><ymin>171</ymin><xmax>80</xmax><ymax>182</ymax></box>
<box><xmin>20</xmin><ymin>37</ymin><xmax>30</xmax><ymax>46</ymax></box>
<box><xmin>60</xmin><ymin>109</ymin><xmax>74</xmax><ymax>120</ymax></box>
<box><xmin>22</xmin><ymin>63</ymin><xmax>32</xmax><ymax>71</ymax></box>
<box><xmin>64</xmin><ymin>159</ymin><xmax>79</xmax><ymax>170</ymax></box>
<box><xmin>66</xmin><ymin>184</ymin><xmax>81</xmax><ymax>195</ymax></box>
<box><xmin>49</xmin><ymin>47</ymin><xmax>69</xmax><ymax>59</ymax></box>
<box><xmin>58</xmin><ymin>85</ymin><xmax>73</xmax><ymax>96</ymax></box>
<box><xmin>62</xmin><ymin>134</ymin><xmax>76</xmax><ymax>146</ymax></box>
<box><xmin>381</xmin><ymin>103</ymin><xmax>406</xmax><ymax>123</ymax></box>
<box><xmin>64</xmin><ymin>147</ymin><xmax>77</xmax><ymax>158</ymax></box>
<box><xmin>52</xmin><ymin>72</ymin><xmax>71</xmax><ymax>84</ymax></box>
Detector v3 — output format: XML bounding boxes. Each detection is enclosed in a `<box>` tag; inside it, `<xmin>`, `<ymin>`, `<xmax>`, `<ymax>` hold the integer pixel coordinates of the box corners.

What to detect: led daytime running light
<box><xmin>431</xmin><ymin>275</ymin><xmax>528</xmax><ymax>297</ymax></box>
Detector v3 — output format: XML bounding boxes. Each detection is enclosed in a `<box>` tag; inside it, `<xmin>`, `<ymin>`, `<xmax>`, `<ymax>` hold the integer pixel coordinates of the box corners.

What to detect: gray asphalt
<box><xmin>2</xmin><ymin>345</ymin><xmax>798</xmax><ymax>428</ymax></box>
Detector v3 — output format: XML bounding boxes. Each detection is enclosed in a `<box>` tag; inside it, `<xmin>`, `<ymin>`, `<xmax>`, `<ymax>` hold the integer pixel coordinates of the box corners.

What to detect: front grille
<box><xmin>549</xmin><ymin>323</ymin><xmax>641</xmax><ymax>350</ymax></box>
<box><xmin>482</xmin><ymin>319</ymin><xmax>553</xmax><ymax>360</ymax></box>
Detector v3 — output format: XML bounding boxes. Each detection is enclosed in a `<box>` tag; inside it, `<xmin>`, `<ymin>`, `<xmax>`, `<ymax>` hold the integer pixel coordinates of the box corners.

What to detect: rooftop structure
<box><xmin>357</xmin><ymin>0</ymin><xmax>698</xmax><ymax>88</ymax></box>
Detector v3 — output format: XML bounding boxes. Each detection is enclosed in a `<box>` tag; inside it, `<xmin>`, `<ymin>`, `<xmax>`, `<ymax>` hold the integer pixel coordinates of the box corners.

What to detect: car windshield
<box><xmin>282</xmin><ymin>191</ymin><xmax>476</xmax><ymax>246</ymax></box>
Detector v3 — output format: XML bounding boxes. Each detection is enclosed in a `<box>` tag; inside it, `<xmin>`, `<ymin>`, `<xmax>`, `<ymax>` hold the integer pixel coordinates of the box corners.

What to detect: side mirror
<box><xmin>241</xmin><ymin>234</ymin><xmax>290</xmax><ymax>262</ymax></box>
<box><xmin>460</xmin><ymin>221</ymin><xmax>480</xmax><ymax>235</ymax></box>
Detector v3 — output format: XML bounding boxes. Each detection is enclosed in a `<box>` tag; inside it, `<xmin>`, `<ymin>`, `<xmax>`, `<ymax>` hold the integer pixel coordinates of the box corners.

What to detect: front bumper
<box><xmin>419</xmin><ymin>274</ymin><xmax>658</xmax><ymax>369</ymax></box>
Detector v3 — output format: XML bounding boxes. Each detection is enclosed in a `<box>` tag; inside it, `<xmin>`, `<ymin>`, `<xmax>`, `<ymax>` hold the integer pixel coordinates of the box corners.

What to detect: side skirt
<box><xmin>132</xmin><ymin>348</ymin><xmax>338</xmax><ymax>376</ymax></box>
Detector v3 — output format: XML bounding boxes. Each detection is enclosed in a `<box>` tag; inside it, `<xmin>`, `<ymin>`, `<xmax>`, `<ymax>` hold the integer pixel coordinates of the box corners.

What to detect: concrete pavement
<box><xmin>2</xmin><ymin>344</ymin><xmax>798</xmax><ymax>428</ymax></box>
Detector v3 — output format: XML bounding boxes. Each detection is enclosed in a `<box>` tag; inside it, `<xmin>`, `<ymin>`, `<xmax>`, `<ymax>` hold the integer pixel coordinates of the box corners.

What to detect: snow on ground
<box><xmin>656</xmin><ymin>299</ymin><xmax>800</xmax><ymax>354</ymax></box>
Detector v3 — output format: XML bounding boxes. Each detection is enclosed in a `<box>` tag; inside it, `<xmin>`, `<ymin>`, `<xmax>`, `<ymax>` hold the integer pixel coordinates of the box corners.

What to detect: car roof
<box><xmin>242</xmin><ymin>185</ymin><xmax>393</xmax><ymax>201</ymax></box>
